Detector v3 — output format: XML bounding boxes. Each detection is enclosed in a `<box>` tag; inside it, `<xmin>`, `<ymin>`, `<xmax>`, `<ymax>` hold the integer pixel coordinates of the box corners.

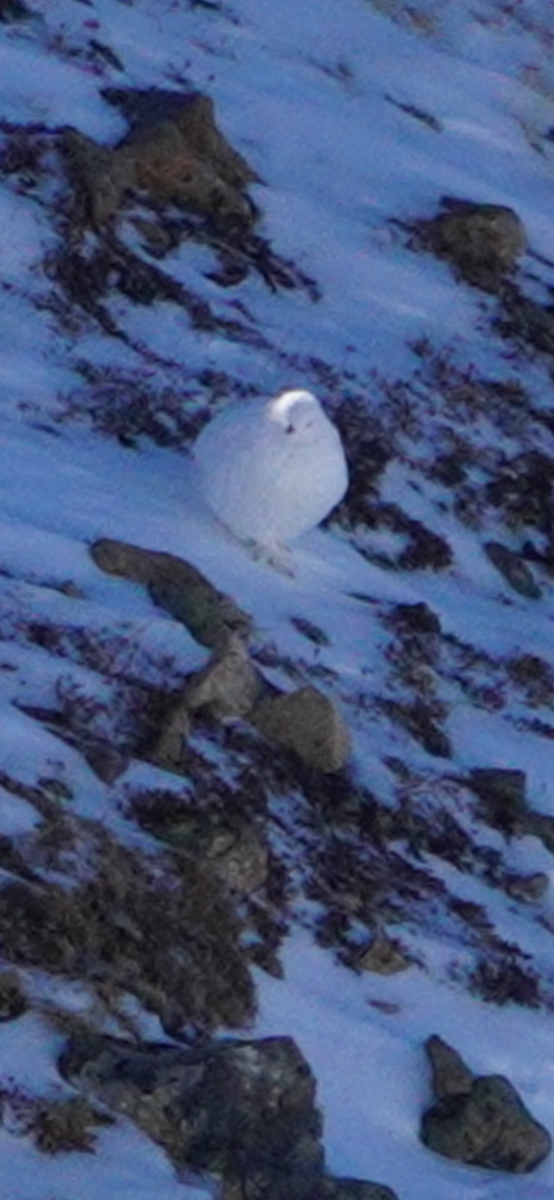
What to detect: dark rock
<box><xmin>417</xmin><ymin>199</ymin><xmax>526</xmax><ymax>290</ymax></box>
<box><xmin>60</xmin><ymin>1031</ymin><xmax>401</xmax><ymax>1199</ymax></box>
<box><xmin>82</xmin><ymin>741</ymin><xmax>129</xmax><ymax>783</ymax></box>
<box><xmin>61</xmin><ymin>1032</ymin><xmax>324</xmax><ymax>1199</ymax></box>
<box><xmin>148</xmin><ymin>699</ymin><xmax>192</xmax><ymax>771</ymax></box>
<box><xmin>391</xmin><ymin>602</ymin><xmax>442</xmax><ymax>635</ymax></box>
<box><xmin>90</xmin><ymin>538</ymin><xmax>253</xmax><ymax>648</ymax></box>
<box><xmin>484</xmin><ymin>541</ymin><xmax>541</xmax><ymax>599</ymax></box>
<box><xmin>421</xmin><ymin>1035</ymin><xmax>552</xmax><ymax>1172</ymax></box>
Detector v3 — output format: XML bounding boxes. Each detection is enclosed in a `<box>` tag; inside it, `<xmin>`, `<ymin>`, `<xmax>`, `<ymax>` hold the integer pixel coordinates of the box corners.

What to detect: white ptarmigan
<box><xmin>192</xmin><ymin>388</ymin><xmax>349</xmax><ymax>570</ymax></box>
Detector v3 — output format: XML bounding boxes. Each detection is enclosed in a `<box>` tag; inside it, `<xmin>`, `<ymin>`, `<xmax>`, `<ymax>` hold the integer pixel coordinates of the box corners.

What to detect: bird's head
<box><xmin>268</xmin><ymin>389</ymin><xmax>321</xmax><ymax>438</ymax></box>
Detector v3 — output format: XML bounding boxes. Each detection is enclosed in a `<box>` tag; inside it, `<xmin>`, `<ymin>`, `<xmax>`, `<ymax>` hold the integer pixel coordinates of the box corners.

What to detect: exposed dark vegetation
<box><xmin>0</xmin><ymin>1086</ymin><xmax>111</xmax><ymax>1155</ymax></box>
<box><xmin>0</xmin><ymin>805</ymin><xmax>255</xmax><ymax>1033</ymax></box>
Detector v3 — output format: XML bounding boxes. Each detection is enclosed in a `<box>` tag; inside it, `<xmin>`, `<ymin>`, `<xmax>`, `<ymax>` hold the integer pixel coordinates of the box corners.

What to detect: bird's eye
<box><xmin>285</xmin><ymin>423</ymin><xmax>295</xmax><ymax>434</ymax></box>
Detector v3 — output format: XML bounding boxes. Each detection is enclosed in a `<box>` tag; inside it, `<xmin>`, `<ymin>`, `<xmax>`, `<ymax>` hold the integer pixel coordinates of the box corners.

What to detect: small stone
<box><xmin>184</xmin><ymin>633</ymin><xmax>264</xmax><ymax>719</ymax></box>
<box><xmin>391</xmin><ymin>602</ymin><xmax>441</xmax><ymax>635</ymax></box>
<box><xmin>485</xmin><ymin>541</ymin><xmax>541</xmax><ymax>599</ymax></box>
<box><xmin>149</xmin><ymin>704</ymin><xmax>191</xmax><ymax>770</ymax></box>
<box><xmin>355</xmin><ymin>934</ymin><xmax>411</xmax><ymax>976</ymax></box>
<box><xmin>84</xmin><ymin>743</ymin><xmax>128</xmax><ymax>783</ymax></box>
<box><xmin>151</xmin><ymin>634</ymin><xmax>265</xmax><ymax>770</ymax></box>
<box><xmin>419</xmin><ymin>199</ymin><xmax>526</xmax><ymax>289</ymax></box>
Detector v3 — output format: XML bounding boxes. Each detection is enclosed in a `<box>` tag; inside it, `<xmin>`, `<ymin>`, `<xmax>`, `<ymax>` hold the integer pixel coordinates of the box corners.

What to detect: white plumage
<box><xmin>193</xmin><ymin>388</ymin><xmax>348</xmax><ymax>565</ymax></box>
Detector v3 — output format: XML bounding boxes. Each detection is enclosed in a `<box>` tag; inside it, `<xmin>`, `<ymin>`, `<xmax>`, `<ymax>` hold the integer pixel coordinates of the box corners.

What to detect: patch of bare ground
<box><xmin>44</xmin><ymin>231</ymin><xmax>265</xmax><ymax>347</ymax></box>
<box><xmin>0</xmin><ymin>597</ymin><xmax>194</xmax><ymax>775</ymax></box>
<box><xmin>56</xmin><ymin>359</ymin><xmax>263</xmax><ymax>445</ymax></box>
<box><xmin>128</xmin><ymin>772</ymin><xmax>290</xmax><ymax>978</ymax></box>
<box><xmin>59</xmin><ymin>361</ymin><xmax>205</xmax><ymax>448</ymax></box>
<box><xmin>133</xmin><ymin>714</ymin><xmax>554</xmax><ymax>1005</ymax></box>
<box><xmin>0</xmin><ymin>112</ymin><xmax>321</xmax><ymax>430</ymax></box>
<box><xmin>467</xmin><ymin>951</ymin><xmax>543</xmax><ymax>1007</ymax></box>
<box><xmin>6</xmin><ymin>558</ymin><xmax>554</xmax><ymax>1010</ymax></box>
<box><xmin>332</xmin><ymin>393</ymin><xmax>454</xmax><ymax>570</ymax></box>
<box><xmin>330</xmin><ymin>342</ymin><xmax>554</xmax><ymax>595</ymax></box>
<box><xmin>0</xmin><ymin>784</ymin><xmax>254</xmax><ymax>1034</ymax></box>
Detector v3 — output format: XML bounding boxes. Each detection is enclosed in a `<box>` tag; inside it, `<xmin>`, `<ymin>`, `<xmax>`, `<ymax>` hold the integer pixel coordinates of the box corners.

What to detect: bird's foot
<box><xmin>247</xmin><ymin>539</ymin><xmax>296</xmax><ymax>576</ymax></box>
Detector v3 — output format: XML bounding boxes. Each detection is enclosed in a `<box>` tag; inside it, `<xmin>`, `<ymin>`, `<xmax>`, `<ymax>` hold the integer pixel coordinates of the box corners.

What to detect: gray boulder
<box><xmin>421</xmin><ymin>1035</ymin><xmax>551</xmax><ymax>1173</ymax></box>
<box><xmin>60</xmin><ymin>1031</ymin><xmax>401</xmax><ymax>1199</ymax></box>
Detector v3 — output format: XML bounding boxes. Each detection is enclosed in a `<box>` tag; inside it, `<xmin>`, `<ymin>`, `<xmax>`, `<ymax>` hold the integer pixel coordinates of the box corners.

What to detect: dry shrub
<box><xmin>32</xmin><ymin>1096</ymin><xmax>110</xmax><ymax>1154</ymax></box>
<box><xmin>0</xmin><ymin>827</ymin><xmax>254</xmax><ymax>1033</ymax></box>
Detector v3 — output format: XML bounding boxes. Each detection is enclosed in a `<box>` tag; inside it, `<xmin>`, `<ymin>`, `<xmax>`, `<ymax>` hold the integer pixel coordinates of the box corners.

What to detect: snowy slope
<box><xmin>2</xmin><ymin>0</ymin><xmax>554</xmax><ymax>1197</ymax></box>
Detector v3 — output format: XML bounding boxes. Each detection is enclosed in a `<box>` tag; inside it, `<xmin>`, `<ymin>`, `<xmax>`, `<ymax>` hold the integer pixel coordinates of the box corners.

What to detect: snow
<box><xmin>2</xmin><ymin>0</ymin><xmax>554</xmax><ymax>1197</ymax></box>
<box><xmin>256</xmin><ymin>935</ymin><xmax>554</xmax><ymax>1197</ymax></box>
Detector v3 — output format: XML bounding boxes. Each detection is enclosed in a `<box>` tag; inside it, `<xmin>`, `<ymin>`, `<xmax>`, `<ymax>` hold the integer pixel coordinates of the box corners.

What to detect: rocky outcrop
<box><xmin>60</xmin><ymin>1031</ymin><xmax>400</xmax><ymax>1200</ymax></box>
<box><xmin>62</xmin><ymin>89</ymin><xmax>258</xmax><ymax>231</ymax></box>
<box><xmin>420</xmin><ymin>1035</ymin><xmax>552</xmax><ymax>1173</ymax></box>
